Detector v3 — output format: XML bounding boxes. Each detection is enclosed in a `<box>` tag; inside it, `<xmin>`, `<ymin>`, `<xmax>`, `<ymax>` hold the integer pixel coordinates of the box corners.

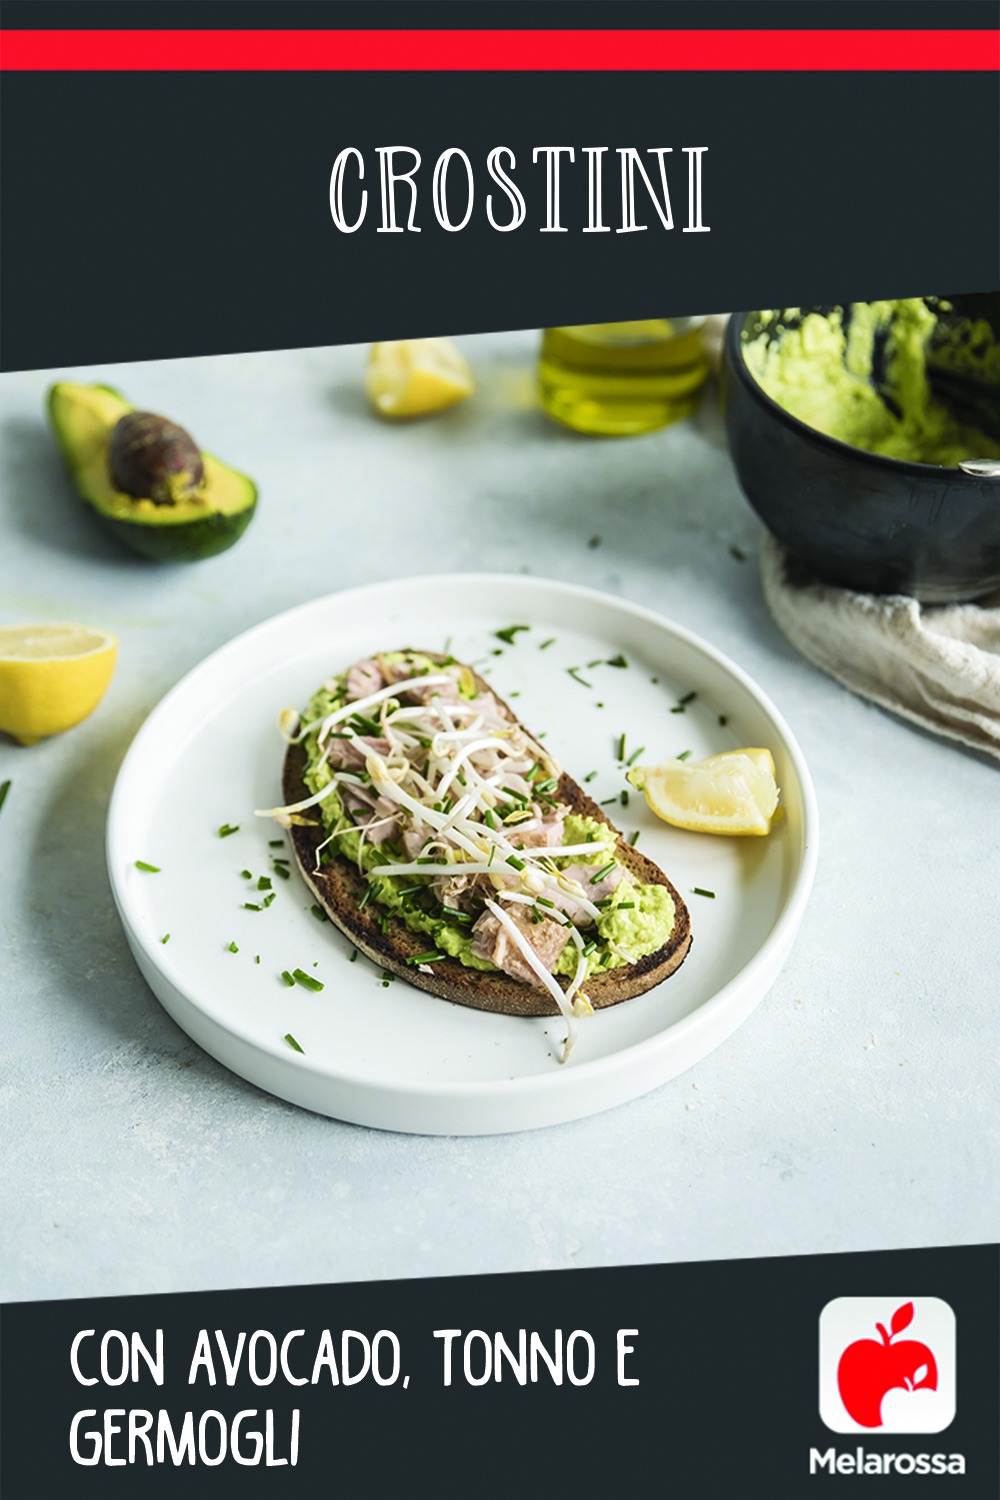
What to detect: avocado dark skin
<box><xmin>108</xmin><ymin>410</ymin><xmax>205</xmax><ymax>505</ymax></box>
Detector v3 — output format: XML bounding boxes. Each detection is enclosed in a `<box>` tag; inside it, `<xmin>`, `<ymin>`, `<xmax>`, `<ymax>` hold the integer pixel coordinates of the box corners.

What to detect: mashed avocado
<box><xmin>300</xmin><ymin>679</ymin><xmax>675</xmax><ymax>981</ymax></box>
<box><xmin>744</xmin><ymin>299</ymin><xmax>1000</xmax><ymax>466</ymax></box>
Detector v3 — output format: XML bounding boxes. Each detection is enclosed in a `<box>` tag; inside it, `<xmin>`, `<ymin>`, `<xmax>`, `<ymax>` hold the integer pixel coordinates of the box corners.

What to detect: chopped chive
<box><xmin>161</xmin><ymin>933</ymin><xmax>170</xmax><ymax>944</ymax></box>
<box><xmin>488</xmin><ymin>846</ymin><xmax>496</xmax><ymax>867</ymax></box>
<box><xmin>620</xmin><ymin>790</ymin><xmax>629</xmax><ymax>806</ymax></box>
<box><xmin>281</xmin><ymin>970</ymin><xmax>296</xmax><ymax>986</ymax></box>
<box><xmin>693</xmin><ymin>886</ymin><xmax>716</xmax><ymax>899</ymax></box>
<box><xmin>292</xmin><ymin>968</ymin><xmax>324</xmax><ymax>992</ymax></box>
<box><xmin>583</xmin><ymin>770</ymin><xmax>598</xmax><ymax>784</ymax></box>
<box><xmin>241</xmin><ymin>869</ymin><xmax>253</xmax><ymax>880</ymax></box>
<box><xmin>670</xmin><ymin>705</ymin><xmax>685</xmax><ymax>714</ymax></box>
<box><xmin>617</xmin><ymin>733</ymin><xmax>627</xmax><ymax>761</ymax></box>
<box><xmin>629</xmin><ymin>831</ymin><xmax>640</xmax><ymax>846</ymax></box>
<box><xmin>599</xmin><ymin>796</ymin><xmax>618</xmax><ymax>806</ymax></box>
<box><xmin>651</xmin><ymin>676</ymin><xmax>660</xmax><ymax>685</ymax></box>
<box><xmin>311</xmin><ymin>904</ymin><xmax>328</xmax><ymax>921</ymax></box>
<box><xmin>506</xmin><ymin>854</ymin><xmax>526</xmax><ymax>871</ymax></box>
<box><xmin>676</xmin><ymin>749</ymin><xmax>692</xmax><ymax>761</ymax></box>
<box><xmin>590</xmin><ymin>861</ymin><xmax>617</xmax><ymax>884</ymax></box>
<box><xmin>0</xmin><ymin>780</ymin><xmax>10</xmax><ymax>817</ymax></box>
<box><xmin>442</xmin><ymin>906</ymin><xmax>473</xmax><ymax>923</ymax></box>
<box><xmin>284</xmin><ymin>1032</ymin><xmax>304</xmax><ymax>1054</ymax></box>
<box><xmin>263</xmin><ymin>892</ymin><xmax>276</xmax><ymax>908</ymax></box>
<box><xmin>269</xmin><ymin>838</ymin><xmax>284</xmax><ymax>848</ymax></box>
<box><xmin>496</xmin><ymin>625</ymin><xmax>530</xmax><ymax>645</ymax></box>
<box><xmin>257</xmin><ymin>875</ymin><xmax>272</xmax><ymax>891</ymax></box>
<box><xmin>135</xmin><ymin>861</ymin><xmax>160</xmax><ymax>873</ymax></box>
<box><xmin>607</xmin><ymin>654</ymin><xmax>628</xmax><ymax>669</ymax></box>
<box><xmin>626</xmin><ymin>745</ymin><xmax>645</xmax><ymax>767</ymax></box>
<box><xmin>227</xmin><ymin>941</ymin><xmax>239</xmax><ymax>953</ymax></box>
<box><xmin>243</xmin><ymin>902</ymin><xmax>262</xmax><ymax>911</ymax></box>
<box><xmin>484</xmin><ymin>808</ymin><xmax>497</xmax><ymax>829</ymax></box>
<box><xmin>582</xmin><ymin>941</ymin><xmax>597</xmax><ymax>957</ymax></box>
<box><xmin>407</xmin><ymin>950</ymin><xmax>447</xmax><ymax>965</ymax></box>
<box><xmin>271</xmin><ymin>863</ymin><xmax>290</xmax><ymax>880</ymax></box>
<box><xmin>538</xmin><ymin>637</ymin><xmax>556</xmax><ymax>650</ymax></box>
<box><xmin>358</xmin><ymin>887</ymin><xmax>373</xmax><ymax>910</ymax></box>
<box><xmin>596</xmin><ymin>701</ymin><xmax>605</xmax><ymax>708</ymax></box>
<box><xmin>416</xmin><ymin>856</ymin><xmax>446</xmax><ymax>866</ymax></box>
<box><xmin>509</xmin><ymin>690</ymin><xmax>521</xmax><ymax>698</ymax></box>
<box><xmin>567</xmin><ymin>667</ymin><xmax>592</xmax><ymax>688</ymax></box>
<box><xmin>218</xmin><ymin>823</ymin><xmax>239</xmax><ymax>838</ymax></box>
<box><xmin>255</xmin><ymin>955</ymin><xmax>260</xmax><ymax>964</ymax></box>
<box><xmin>535</xmin><ymin>896</ymin><xmax>555</xmax><ymax>909</ymax></box>
<box><xmin>396</xmin><ymin>884</ymin><xmax>427</xmax><ymax>897</ymax></box>
<box><xmin>729</xmin><ymin>544</ymin><xmax>748</xmax><ymax>562</ymax></box>
<box><xmin>348</xmin><ymin>949</ymin><xmax>358</xmax><ymax>962</ymax></box>
<box><xmin>587</xmin><ymin>534</ymin><xmax>601</xmax><ymax>548</ymax></box>
<box><xmin>718</xmin><ymin>715</ymin><xmax>729</xmax><ymax>727</ymax></box>
<box><xmin>679</xmin><ymin>690</ymin><xmax>698</xmax><ymax>706</ymax></box>
<box><xmin>615</xmin><ymin>901</ymin><xmax>636</xmax><ymax>910</ymax></box>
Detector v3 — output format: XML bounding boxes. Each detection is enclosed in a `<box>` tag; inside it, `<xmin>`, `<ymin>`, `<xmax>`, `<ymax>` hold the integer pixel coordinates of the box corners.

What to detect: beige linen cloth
<box><xmin>760</xmin><ymin>535</ymin><xmax>1000</xmax><ymax>761</ymax></box>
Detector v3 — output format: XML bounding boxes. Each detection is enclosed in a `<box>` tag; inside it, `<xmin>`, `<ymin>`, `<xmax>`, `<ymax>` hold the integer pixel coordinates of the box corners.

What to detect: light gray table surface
<box><xmin>2</xmin><ymin>332</ymin><xmax>997</xmax><ymax>1304</ymax></box>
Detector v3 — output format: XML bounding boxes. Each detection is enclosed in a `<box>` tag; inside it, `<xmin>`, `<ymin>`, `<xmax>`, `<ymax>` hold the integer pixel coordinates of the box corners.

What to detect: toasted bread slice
<box><xmin>282</xmin><ymin>655</ymin><xmax>692</xmax><ymax>1018</ymax></box>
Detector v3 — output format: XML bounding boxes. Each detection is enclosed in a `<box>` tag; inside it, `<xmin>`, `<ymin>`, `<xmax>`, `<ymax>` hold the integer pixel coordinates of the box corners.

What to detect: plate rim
<box><xmin>106</xmin><ymin>572</ymin><xmax>819</xmax><ymax>1113</ymax></box>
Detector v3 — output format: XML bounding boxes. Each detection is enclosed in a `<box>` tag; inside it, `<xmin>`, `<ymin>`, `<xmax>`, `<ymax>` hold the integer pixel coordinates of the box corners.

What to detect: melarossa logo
<box><xmin>809</xmin><ymin>1449</ymin><xmax>965</xmax><ymax>1476</ymax></box>
<box><xmin>819</xmin><ymin>1298</ymin><xmax>956</xmax><ymax>1434</ymax></box>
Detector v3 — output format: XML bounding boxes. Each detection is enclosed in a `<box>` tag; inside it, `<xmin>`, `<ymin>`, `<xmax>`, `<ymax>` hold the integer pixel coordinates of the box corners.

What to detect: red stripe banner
<box><xmin>1</xmin><ymin>28</ymin><xmax>998</xmax><ymax>72</ymax></box>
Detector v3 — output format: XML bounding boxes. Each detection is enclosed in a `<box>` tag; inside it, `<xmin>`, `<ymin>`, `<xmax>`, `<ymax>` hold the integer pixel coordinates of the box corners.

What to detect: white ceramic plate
<box><xmin>107</xmin><ymin>574</ymin><xmax>818</xmax><ymax>1134</ymax></box>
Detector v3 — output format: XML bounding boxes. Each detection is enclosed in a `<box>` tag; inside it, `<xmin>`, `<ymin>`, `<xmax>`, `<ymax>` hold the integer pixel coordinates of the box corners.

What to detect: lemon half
<box><xmin>365</xmin><ymin>339</ymin><xmax>475</xmax><ymax>418</ymax></box>
<box><xmin>628</xmin><ymin>748</ymin><xmax>780</xmax><ymax>836</ymax></box>
<box><xmin>0</xmin><ymin>623</ymin><xmax>117</xmax><ymax>745</ymax></box>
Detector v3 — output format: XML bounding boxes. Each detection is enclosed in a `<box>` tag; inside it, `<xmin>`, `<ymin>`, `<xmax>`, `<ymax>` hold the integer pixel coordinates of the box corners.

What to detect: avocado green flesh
<box><xmin>48</xmin><ymin>381</ymin><xmax>257</xmax><ymax>559</ymax></box>
<box><xmin>301</xmin><ymin>672</ymin><xmax>676</xmax><ymax>982</ymax></box>
<box><xmin>744</xmin><ymin>300</ymin><xmax>1000</xmax><ymax>467</ymax></box>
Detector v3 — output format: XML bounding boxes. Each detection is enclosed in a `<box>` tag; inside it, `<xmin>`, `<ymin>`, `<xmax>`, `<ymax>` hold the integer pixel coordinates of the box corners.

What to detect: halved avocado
<box><xmin>48</xmin><ymin>382</ymin><xmax>257</xmax><ymax>562</ymax></box>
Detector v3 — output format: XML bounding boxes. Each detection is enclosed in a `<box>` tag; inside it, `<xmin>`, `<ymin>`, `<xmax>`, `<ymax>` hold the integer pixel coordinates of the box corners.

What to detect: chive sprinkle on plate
<box><xmin>0</xmin><ymin>780</ymin><xmax>10</xmax><ymax>817</ymax></box>
<box><xmin>281</xmin><ymin>970</ymin><xmax>295</xmax><ymax>987</ymax></box>
<box><xmin>135</xmin><ymin>860</ymin><xmax>160</xmax><ymax>873</ymax></box>
<box><xmin>284</xmin><ymin>1032</ymin><xmax>305</xmax><ymax>1054</ymax></box>
<box><xmin>292</xmin><ymin>968</ymin><xmax>324</xmax><ymax>992</ymax></box>
<box><xmin>227</xmin><ymin>940</ymin><xmax>239</xmax><ymax>953</ymax></box>
<box><xmin>495</xmin><ymin>624</ymin><xmax>530</xmax><ymax>645</ymax></box>
<box><xmin>218</xmin><ymin>823</ymin><xmax>239</xmax><ymax>838</ymax></box>
<box><xmin>693</xmin><ymin>887</ymin><xmax>717</xmax><ymax>899</ymax></box>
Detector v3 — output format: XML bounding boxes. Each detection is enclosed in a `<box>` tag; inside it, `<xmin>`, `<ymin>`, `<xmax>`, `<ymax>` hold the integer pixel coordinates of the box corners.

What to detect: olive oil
<box><xmin>538</xmin><ymin>318</ymin><xmax>709</xmax><ymax>436</ymax></box>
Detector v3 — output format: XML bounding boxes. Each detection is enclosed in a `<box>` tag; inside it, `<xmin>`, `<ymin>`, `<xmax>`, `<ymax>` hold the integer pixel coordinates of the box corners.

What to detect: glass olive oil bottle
<box><xmin>538</xmin><ymin>318</ymin><xmax>709</xmax><ymax>436</ymax></box>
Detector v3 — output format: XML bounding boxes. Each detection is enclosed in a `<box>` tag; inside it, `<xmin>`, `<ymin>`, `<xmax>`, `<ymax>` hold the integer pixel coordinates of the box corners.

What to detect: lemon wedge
<box><xmin>365</xmin><ymin>338</ymin><xmax>475</xmax><ymax>418</ymax></box>
<box><xmin>0</xmin><ymin>623</ymin><xmax>117</xmax><ymax>745</ymax></box>
<box><xmin>627</xmin><ymin>748</ymin><xmax>780</xmax><ymax>836</ymax></box>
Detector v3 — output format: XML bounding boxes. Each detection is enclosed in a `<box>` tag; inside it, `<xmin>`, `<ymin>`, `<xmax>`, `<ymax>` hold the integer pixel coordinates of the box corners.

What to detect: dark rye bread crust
<box><xmin>282</xmin><ymin>655</ymin><xmax>692</xmax><ymax>1018</ymax></box>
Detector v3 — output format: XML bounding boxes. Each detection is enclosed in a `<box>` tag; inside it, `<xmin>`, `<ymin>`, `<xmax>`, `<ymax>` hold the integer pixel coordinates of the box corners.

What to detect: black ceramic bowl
<box><xmin>723</xmin><ymin>296</ymin><xmax>1000</xmax><ymax>601</ymax></box>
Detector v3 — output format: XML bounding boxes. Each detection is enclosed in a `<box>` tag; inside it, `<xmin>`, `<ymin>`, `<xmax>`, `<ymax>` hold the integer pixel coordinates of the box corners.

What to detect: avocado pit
<box><xmin>109</xmin><ymin>410</ymin><xmax>205</xmax><ymax>505</ymax></box>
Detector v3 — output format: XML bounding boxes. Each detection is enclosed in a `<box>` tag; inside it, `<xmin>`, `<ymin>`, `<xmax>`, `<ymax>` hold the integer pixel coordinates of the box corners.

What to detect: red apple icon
<box><xmin>837</xmin><ymin>1302</ymin><xmax>938</xmax><ymax>1428</ymax></box>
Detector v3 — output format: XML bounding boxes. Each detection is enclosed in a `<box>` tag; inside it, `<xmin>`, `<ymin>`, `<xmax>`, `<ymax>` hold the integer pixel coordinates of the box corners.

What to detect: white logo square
<box><xmin>819</xmin><ymin>1297</ymin><xmax>956</xmax><ymax>1434</ymax></box>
